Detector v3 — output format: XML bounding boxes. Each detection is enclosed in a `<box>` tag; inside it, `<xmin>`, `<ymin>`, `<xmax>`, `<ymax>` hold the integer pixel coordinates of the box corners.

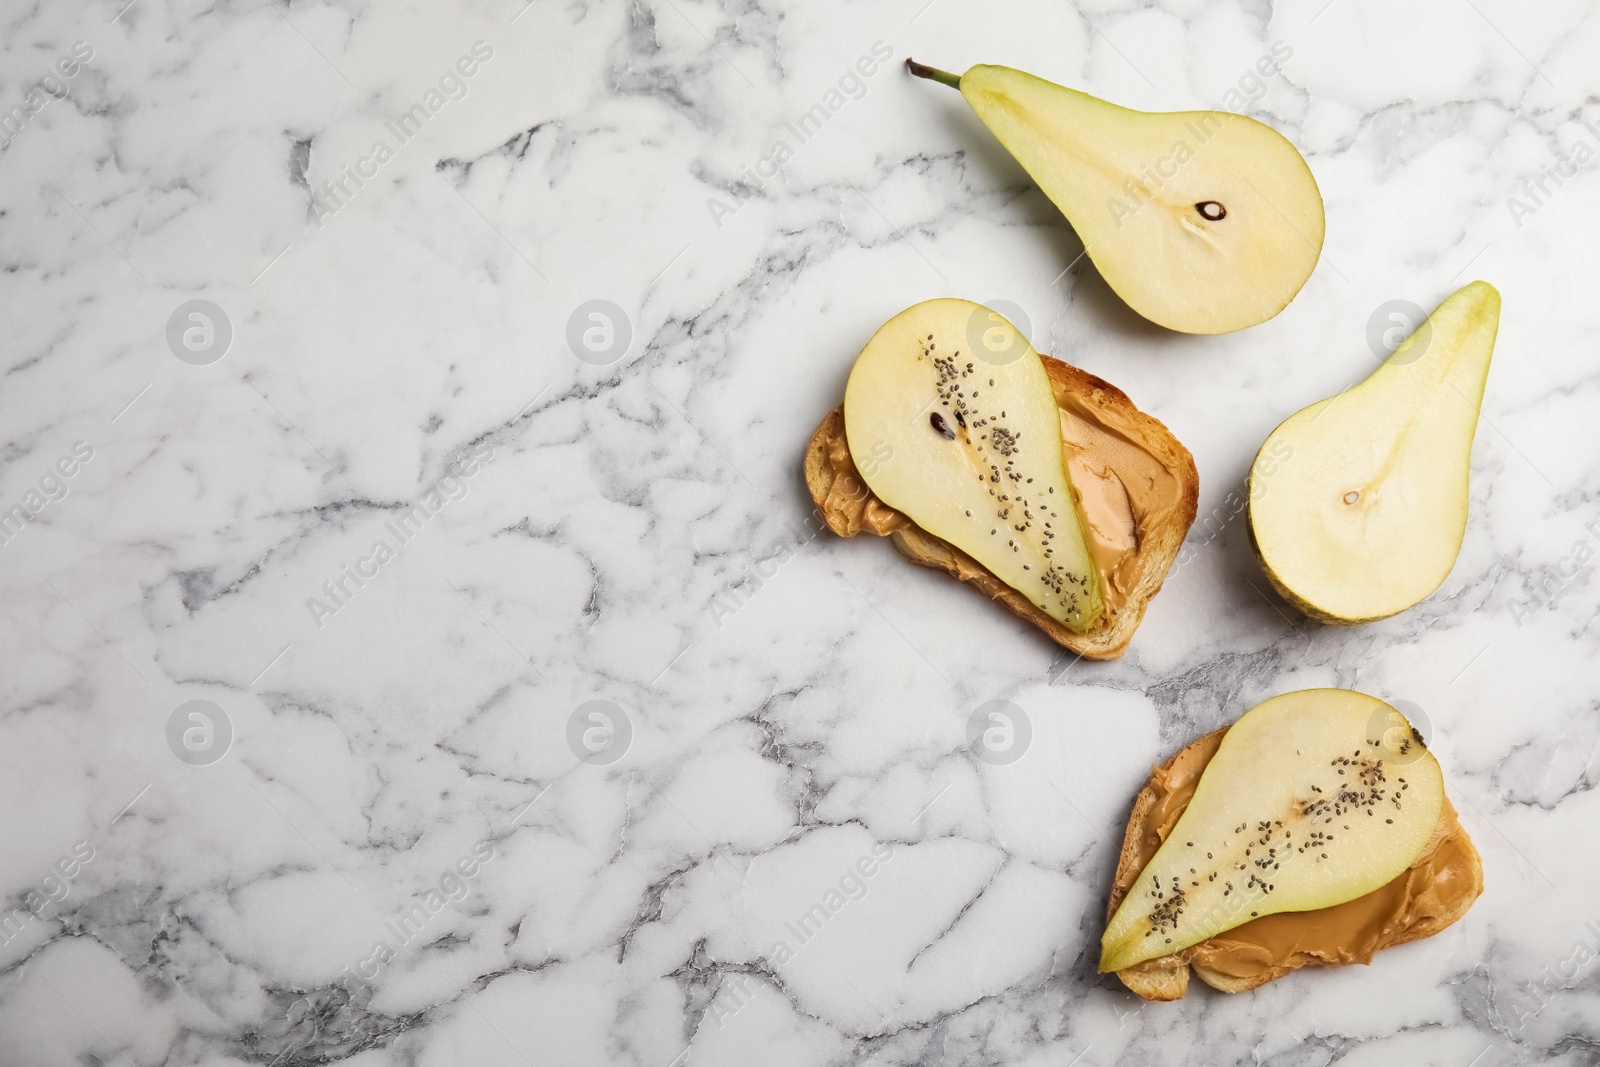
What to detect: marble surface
<box><xmin>2</xmin><ymin>0</ymin><xmax>1599</xmax><ymax>1063</ymax></box>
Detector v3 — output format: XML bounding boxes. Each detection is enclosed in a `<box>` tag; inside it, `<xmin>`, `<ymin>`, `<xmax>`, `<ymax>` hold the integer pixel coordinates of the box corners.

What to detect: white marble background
<box><xmin>1</xmin><ymin>0</ymin><xmax>1598</xmax><ymax>1063</ymax></box>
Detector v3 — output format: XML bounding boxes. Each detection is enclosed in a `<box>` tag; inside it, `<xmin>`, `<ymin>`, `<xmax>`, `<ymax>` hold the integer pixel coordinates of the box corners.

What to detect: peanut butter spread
<box><xmin>1057</xmin><ymin>394</ymin><xmax>1181</xmax><ymax>606</ymax></box>
<box><xmin>1120</xmin><ymin>728</ymin><xmax>1481</xmax><ymax>988</ymax></box>
<box><xmin>815</xmin><ymin>363</ymin><xmax>1186</xmax><ymax>612</ymax></box>
<box><xmin>822</xmin><ymin>431</ymin><xmax>909</xmax><ymax>537</ymax></box>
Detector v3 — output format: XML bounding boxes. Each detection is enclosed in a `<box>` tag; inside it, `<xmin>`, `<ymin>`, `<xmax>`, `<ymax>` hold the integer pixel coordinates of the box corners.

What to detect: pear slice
<box><xmin>1247</xmin><ymin>282</ymin><xmax>1501</xmax><ymax>623</ymax></box>
<box><xmin>1100</xmin><ymin>689</ymin><xmax>1444</xmax><ymax>973</ymax></box>
<box><xmin>907</xmin><ymin>60</ymin><xmax>1324</xmax><ymax>334</ymax></box>
<box><xmin>842</xmin><ymin>299</ymin><xmax>1103</xmax><ymax>632</ymax></box>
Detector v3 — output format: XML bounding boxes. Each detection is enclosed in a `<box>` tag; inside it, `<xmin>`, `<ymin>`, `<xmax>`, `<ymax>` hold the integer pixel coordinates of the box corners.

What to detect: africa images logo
<box><xmin>305</xmin><ymin>444</ymin><xmax>496</xmax><ymax>629</ymax></box>
<box><xmin>1105</xmin><ymin>42</ymin><xmax>1294</xmax><ymax>228</ymax></box>
<box><xmin>705</xmin><ymin>40</ymin><xmax>894</xmax><ymax>228</ymax></box>
<box><xmin>310</xmin><ymin>41</ymin><xmax>495</xmax><ymax>227</ymax></box>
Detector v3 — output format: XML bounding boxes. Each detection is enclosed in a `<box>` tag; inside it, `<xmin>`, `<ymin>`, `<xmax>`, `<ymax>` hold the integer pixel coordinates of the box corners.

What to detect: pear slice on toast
<box><xmin>1101</xmin><ymin>689</ymin><xmax>1446</xmax><ymax>974</ymax></box>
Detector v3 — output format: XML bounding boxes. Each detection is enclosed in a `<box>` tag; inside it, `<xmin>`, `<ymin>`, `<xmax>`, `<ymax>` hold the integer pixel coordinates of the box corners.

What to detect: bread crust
<box><xmin>803</xmin><ymin>357</ymin><xmax>1199</xmax><ymax>659</ymax></box>
<box><xmin>1105</xmin><ymin>728</ymin><xmax>1484</xmax><ymax>1000</ymax></box>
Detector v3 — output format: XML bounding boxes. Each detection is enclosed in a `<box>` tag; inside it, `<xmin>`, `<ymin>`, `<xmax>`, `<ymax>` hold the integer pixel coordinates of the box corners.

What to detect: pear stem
<box><xmin>906</xmin><ymin>58</ymin><xmax>961</xmax><ymax>90</ymax></box>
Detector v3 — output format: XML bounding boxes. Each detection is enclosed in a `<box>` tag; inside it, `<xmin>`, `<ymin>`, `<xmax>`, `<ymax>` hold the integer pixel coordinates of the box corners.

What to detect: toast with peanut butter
<box><xmin>804</xmin><ymin>299</ymin><xmax>1198</xmax><ymax>660</ymax></box>
<box><xmin>1103</xmin><ymin>690</ymin><xmax>1483</xmax><ymax>999</ymax></box>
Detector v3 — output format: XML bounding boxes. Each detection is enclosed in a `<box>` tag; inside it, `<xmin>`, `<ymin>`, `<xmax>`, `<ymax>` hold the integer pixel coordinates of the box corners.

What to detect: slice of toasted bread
<box><xmin>804</xmin><ymin>356</ymin><xmax>1198</xmax><ymax>659</ymax></box>
<box><xmin>1106</xmin><ymin>727</ymin><xmax>1484</xmax><ymax>1000</ymax></box>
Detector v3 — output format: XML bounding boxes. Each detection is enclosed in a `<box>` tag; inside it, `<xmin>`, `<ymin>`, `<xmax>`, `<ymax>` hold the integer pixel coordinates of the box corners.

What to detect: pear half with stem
<box><xmin>1100</xmin><ymin>689</ymin><xmax>1445</xmax><ymax>973</ymax></box>
<box><xmin>907</xmin><ymin>60</ymin><xmax>1323</xmax><ymax>334</ymax></box>
<box><xmin>843</xmin><ymin>298</ymin><xmax>1104</xmax><ymax>632</ymax></box>
<box><xmin>1247</xmin><ymin>281</ymin><xmax>1501</xmax><ymax>623</ymax></box>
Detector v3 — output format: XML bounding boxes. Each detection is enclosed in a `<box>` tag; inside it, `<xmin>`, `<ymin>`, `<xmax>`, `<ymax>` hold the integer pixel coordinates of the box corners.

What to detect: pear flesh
<box><xmin>911</xmin><ymin>62</ymin><xmax>1324</xmax><ymax>335</ymax></box>
<box><xmin>1100</xmin><ymin>689</ymin><xmax>1444</xmax><ymax>973</ymax></box>
<box><xmin>1248</xmin><ymin>281</ymin><xmax>1501</xmax><ymax>623</ymax></box>
<box><xmin>842</xmin><ymin>299</ymin><xmax>1104</xmax><ymax>632</ymax></box>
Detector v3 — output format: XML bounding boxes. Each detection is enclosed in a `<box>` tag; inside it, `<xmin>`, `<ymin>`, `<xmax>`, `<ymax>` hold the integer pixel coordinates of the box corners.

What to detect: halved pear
<box><xmin>842</xmin><ymin>299</ymin><xmax>1103</xmax><ymax>632</ymax></box>
<box><xmin>907</xmin><ymin>60</ymin><xmax>1323</xmax><ymax>334</ymax></box>
<box><xmin>1100</xmin><ymin>689</ymin><xmax>1444</xmax><ymax>973</ymax></box>
<box><xmin>1247</xmin><ymin>281</ymin><xmax>1501</xmax><ymax>623</ymax></box>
